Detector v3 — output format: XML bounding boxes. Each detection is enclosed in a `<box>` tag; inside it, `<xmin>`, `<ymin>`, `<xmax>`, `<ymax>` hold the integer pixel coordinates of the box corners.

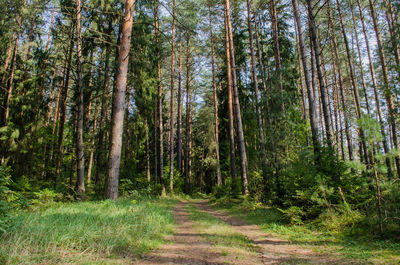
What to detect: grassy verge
<box><xmin>210</xmin><ymin>198</ymin><xmax>400</xmax><ymax>265</ymax></box>
<box><xmin>0</xmin><ymin>198</ymin><xmax>177</xmax><ymax>264</ymax></box>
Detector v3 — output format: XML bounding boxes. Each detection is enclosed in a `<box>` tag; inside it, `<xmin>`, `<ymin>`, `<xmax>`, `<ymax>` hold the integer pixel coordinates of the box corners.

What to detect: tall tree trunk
<box><xmin>154</xmin><ymin>0</ymin><xmax>166</xmax><ymax>195</ymax></box>
<box><xmin>357</xmin><ymin>0</ymin><xmax>392</xmax><ymax>178</ymax></box>
<box><xmin>184</xmin><ymin>36</ymin><xmax>192</xmax><ymax>194</ymax></box>
<box><xmin>270</xmin><ymin>0</ymin><xmax>284</xmax><ymax>111</ymax></box>
<box><xmin>87</xmin><ymin>104</ymin><xmax>98</xmax><ymax>185</ymax></box>
<box><xmin>145</xmin><ymin>117</ymin><xmax>151</xmax><ymax>182</ymax></box>
<box><xmin>46</xmin><ymin>9</ymin><xmax>55</xmax><ymax>51</ymax></box>
<box><xmin>154</xmin><ymin>96</ymin><xmax>158</xmax><ymax>183</ymax></box>
<box><xmin>224</xmin><ymin>5</ymin><xmax>237</xmax><ymax>183</ymax></box>
<box><xmin>2</xmin><ymin>31</ymin><xmax>20</xmax><ymax>127</ymax></box>
<box><xmin>292</xmin><ymin>0</ymin><xmax>320</xmax><ymax>156</ymax></box>
<box><xmin>105</xmin><ymin>0</ymin><xmax>136</xmax><ymax>200</ymax></box>
<box><xmin>336</xmin><ymin>0</ymin><xmax>369</xmax><ymax>166</ymax></box>
<box><xmin>176</xmin><ymin>40</ymin><xmax>183</xmax><ymax>174</ymax></box>
<box><xmin>55</xmin><ymin>25</ymin><xmax>74</xmax><ymax>188</ymax></box>
<box><xmin>209</xmin><ymin>6</ymin><xmax>222</xmax><ymax>186</ymax></box>
<box><xmin>226</xmin><ymin>0</ymin><xmax>249</xmax><ymax>195</ymax></box>
<box><xmin>350</xmin><ymin>0</ymin><xmax>370</xmax><ymax>115</ymax></box>
<box><xmin>74</xmin><ymin>0</ymin><xmax>85</xmax><ymax>195</ymax></box>
<box><xmin>307</xmin><ymin>0</ymin><xmax>333</xmax><ymax>148</ymax></box>
<box><xmin>169</xmin><ymin>0</ymin><xmax>176</xmax><ymax>193</ymax></box>
<box><xmin>327</xmin><ymin>5</ymin><xmax>353</xmax><ymax>160</ymax></box>
<box><xmin>368</xmin><ymin>0</ymin><xmax>400</xmax><ymax>178</ymax></box>
<box><xmin>0</xmin><ymin>32</ymin><xmax>16</xmax><ymax>90</ymax></box>
<box><xmin>95</xmin><ymin>43</ymin><xmax>112</xmax><ymax>187</ymax></box>
<box><xmin>246</xmin><ymin>0</ymin><xmax>268</xmax><ymax>186</ymax></box>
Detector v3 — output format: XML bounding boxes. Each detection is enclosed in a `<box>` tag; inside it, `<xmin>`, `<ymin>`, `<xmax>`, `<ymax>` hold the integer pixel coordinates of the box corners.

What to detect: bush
<box><xmin>316</xmin><ymin>205</ymin><xmax>364</xmax><ymax>232</ymax></box>
<box><xmin>278</xmin><ymin>206</ymin><xmax>304</xmax><ymax>225</ymax></box>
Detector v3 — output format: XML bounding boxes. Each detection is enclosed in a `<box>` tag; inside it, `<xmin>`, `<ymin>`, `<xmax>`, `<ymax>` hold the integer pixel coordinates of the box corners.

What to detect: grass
<box><xmin>0</xmin><ymin>198</ymin><xmax>177</xmax><ymax>264</ymax></box>
<box><xmin>185</xmin><ymin>203</ymin><xmax>258</xmax><ymax>252</ymax></box>
<box><xmin>211</xmin><ymin>198</ymin><xmax>400</xmax><ymax>265</ymax></box>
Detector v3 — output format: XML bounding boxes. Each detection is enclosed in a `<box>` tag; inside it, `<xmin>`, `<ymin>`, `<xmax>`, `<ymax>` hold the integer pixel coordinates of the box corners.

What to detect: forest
<box><xmin>0</xmin><ymin>0</ymin><xmax>400</xmax><ymax>263</ymax></box>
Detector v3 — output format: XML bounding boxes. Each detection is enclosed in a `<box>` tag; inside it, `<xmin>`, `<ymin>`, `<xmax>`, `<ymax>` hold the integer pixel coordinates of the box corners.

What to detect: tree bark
<box><xmin>55</xmin><ymin>24</ymin><xmax>74</xmax><ymax>188</ymax></box>
<box><xmin>169</xmin><ymin>0</ymin><xmax>176</xmax><ymax>193</ymax></box>
<box><xmin>209</xmin><ymin>6</ymin><xmax>222</xmax><ymax>186</ymax></box>
<box><xmin>368</xmin><ymin>0</ymin><xmax>400</xmax><ymax>178</ymax></box>
<box><xmin>356</xmin><ymin>0</ymin><xmax>392</xmax><ymax>178</ymax></box>
<box><xmin>154</xmin><ymin>0</ymin><xmax>166</xmax><ymax>195</ymax></box>
<box><xmin>226</xmin><ymin>0</ymin><xmax>249</xmax><ymax>195</ymax></box>
<box><xmin>74</xmin><ymin>0</ymin><xmax>85</xmax><ymax>195</ymax></box>
<box><xmin>105</xmin><ymin>0</ymin><xmax>136</xmax><ymax>200</ymax></box>
<box><xmin>246</xmin><ymin>0</ymin><xmax>268</xmax><ymax>185</ymax></box>
<box><xmin>224</xmin><ymin>5</ymin><xmax>237</xmax><ymax>183</ymax></box>
<box><xmin>177</xmin><ymin>40</ymin><xmax>183</xmax><ymax>175</ymax></box>
<box><xmin>184</xmin><ymin>36</ymin><xmax>192</xmax><ymax>194</ymax></box>
<box><xmin>306</xmin><ymin>0</ymin><xmax>333</xmax><ymax>148</ymax></box>
<box><xmin>270</xmin><ymin>0</ymin><xmax>284</xmax><ymax>112</ymax></box>
<box><xmin>336</xmin><ymin>0</ymin><xmax>369</xmax><ymax>166</ymax></box>
<box><xmin>292</xmin><ymin>0</ymin><xmax>320</xmax><ymax>156</ymax></box>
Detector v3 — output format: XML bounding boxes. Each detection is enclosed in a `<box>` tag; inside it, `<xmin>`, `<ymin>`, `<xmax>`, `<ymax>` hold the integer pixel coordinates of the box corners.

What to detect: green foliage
<box><xmin>278</xmin><ymin>206</ymin><xmax>304</xmax><ymax>225</ymax></box>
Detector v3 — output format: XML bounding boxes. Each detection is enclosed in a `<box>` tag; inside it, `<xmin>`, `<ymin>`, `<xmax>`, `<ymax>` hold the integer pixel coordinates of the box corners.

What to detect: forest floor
<box><xmin>2</xmin><ymin>197</ymin><xmax>399</xmax><ymax>264</ymax></box>
<box><xmin>135</xmin><ymin>200</ymin><xmax>348</xmax><ymax>265</ymax></box>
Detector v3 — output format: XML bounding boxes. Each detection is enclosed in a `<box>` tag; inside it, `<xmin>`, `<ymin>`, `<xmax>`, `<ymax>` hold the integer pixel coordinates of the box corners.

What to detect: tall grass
<box><xmin>0</xmin><ymin>198</ymin><xmax>176</xmax><ymax>264</ymax></box>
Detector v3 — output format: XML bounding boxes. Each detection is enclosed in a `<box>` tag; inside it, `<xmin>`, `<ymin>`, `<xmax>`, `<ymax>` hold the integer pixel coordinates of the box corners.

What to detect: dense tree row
<box><xmin>1</xmin><ymin>0</ymin><xmax>399</xmax><ymax>234</ymax></box>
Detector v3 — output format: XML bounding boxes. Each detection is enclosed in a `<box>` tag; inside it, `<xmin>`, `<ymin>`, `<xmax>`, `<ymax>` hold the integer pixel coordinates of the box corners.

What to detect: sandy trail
<box><xmin>195</xmin><ymin>200</ymin><xmax>341</xmax><ymax>265</ymax></box>
<box><xmin>135</xmin><ymin>201</ymin><xmax>342</xmax><ymax>265</ymax></box>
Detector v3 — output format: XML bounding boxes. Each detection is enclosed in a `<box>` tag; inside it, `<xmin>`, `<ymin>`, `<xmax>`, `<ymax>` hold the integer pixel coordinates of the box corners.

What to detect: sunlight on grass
<box><xmin>212</xmin><ymin>201</ymin><xmax>400</xmax><ymax>264</ymax></box>
<box><xmin>0</xmin><ymin>198</ymin><xmax>177</xmax><ymax>264</ymax></box>
<box><xmin>185</xmin><ymin>204</ymin><xmax>258</xmax><ymax>252</ymax></box>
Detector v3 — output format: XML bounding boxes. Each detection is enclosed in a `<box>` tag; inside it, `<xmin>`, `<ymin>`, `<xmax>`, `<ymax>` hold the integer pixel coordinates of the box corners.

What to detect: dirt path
<box><xmin>134</xmin><ymin>202</ymin><xmax>260</xmax><ymax>264</ymax></box>
<box><xmin>195</xmin><ymin>201</ymin><xmax>341</xmax><ymax>265</ymax></box>
<box><xmin>135</xmin><ymin>201</ymin><xmax>341</xmax><ymax>265</ymax></box>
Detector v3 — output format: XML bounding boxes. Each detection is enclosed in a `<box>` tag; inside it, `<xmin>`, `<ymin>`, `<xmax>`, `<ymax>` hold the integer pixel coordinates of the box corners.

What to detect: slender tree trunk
<box><xmin>327</xmin><ymin>5</ymin><xmax>353</xmax><ymax>160</ymax></box>
<box><xmin>184</xmin><ymin>36</ymin><xmax>192</xmax><ymax>194</ymax></box>
<box><xmin>176</xmin><ymin>40</ymin><xmax>183</xmax><ymax>174</ymax></box>
<box><xmin>209</xmin><ymin>6</ymin><xmax>222</xmax><ymax>186</ymax></box>
<box><xmin>154</xmin><ymin>0</ymin><xmax>165</xmax><ymax>195</ymax></box>
<box><xmin>224</xmin><ymin>5</ymin><xmax>237</xmax><ymax>183</ymax></box>
<box><xmin>0</xmin><ymin>32</ymin><xmax>16</xmax><ymax>90</ymax></box>
<box><xmin>226</xmin><ymin>0</ymin><xmax>249</xmax><ymax>195</ymax></box>
<box><xmin>169</xmin><ymin>0</ymin><xmax>176</xmax><ymax>193</ymax></box>
<box><xmin>368</xmin><ymin>0</ymin><xmax>400</xmax><ymax>178</ymax></box>
<box><xmin>246</xmin><ymin>0</ymin><xmax>268</xmax><ymax>185</ymax></box>
<box><xmin>154</xmin><ymin>97</ymin><xmax>158</xmax><ymax>183</ymax></box>
<box><xmin>55</xmin><ymin>25</ymin><xmax>74</xmax><ymax>188</ymax></box>
<box><xmin>145</xmin><ymin>118</ymin><xmax>151</xmax><ymax>182</ymax></box>
<box><xmin>336</xmin><ymin>0</ymin><xmax>369</xmax><ymax>166</ymax></box>
<box><xmin>87</xmin><ymin>101</ymin><xmax>98</xmax><ymax>185</ymax></box>
<box><xmin>105</xmin><ymin>0</ymin><xmax>136</xmax><ymax>200</ymax></box>
<box><xmin>307</xmin><ymin>0</ymin><xmax>332</xmax><ymax>148</ymax></box>
<box><xmin>96</xmin><ymin>42</ymin><xmax>112</xmax><ymax>187</ymax></box>
<box><xmin>74</xmin><ymin>0</ymin><xmax>85</xmax><ymax>195</ymax></box>
<box><xmin>357</xmin><ymin>0</ymin><xmax>392</xmax><ymax>177</ymax></box>
<box><xmin>270</xmin><ymin>0</ymin><xmax>284</xmax><ymax>111</ymax></box>
<box><xmin>46</xmin><ymin>9</ymin><xmax>55</xmax><ymax>51</ymax></box>
<box><xmin>292</xmin><ymin>0</ymin><xmax>320</xmax><ymax>156</ymax></box>
<box><xmin>254</xmin><ymin>17</ymin><xmax>271</xmax><ymax>126</ymax></box>
<box><xmin>2</xmin><ymin>32</ymin><xmax>20</xmax><ymax>126</ymax></box>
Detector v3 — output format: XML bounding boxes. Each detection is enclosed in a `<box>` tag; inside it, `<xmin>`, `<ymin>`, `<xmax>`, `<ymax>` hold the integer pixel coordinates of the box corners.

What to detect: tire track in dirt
<box><xmin>134</xmin><ymin>201</ymin><xmax>261</xmax><ymax>264</ymax></box>
<box><xmin>194</xmin><ymin>200</ymin><xmax>344</xmax><ymax>265</ymax></box>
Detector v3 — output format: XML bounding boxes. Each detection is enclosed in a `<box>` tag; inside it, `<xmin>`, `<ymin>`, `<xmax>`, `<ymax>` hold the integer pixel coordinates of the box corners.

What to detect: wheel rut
<box><xmin>135</xmin><ymin>200</ymin><xmax>342</xmax><ymax>265</ymax></box>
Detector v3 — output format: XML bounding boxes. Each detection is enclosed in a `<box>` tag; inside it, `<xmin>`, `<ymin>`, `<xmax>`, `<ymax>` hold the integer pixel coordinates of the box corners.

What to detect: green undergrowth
<box><xmin>209</xmin><ymin>197</ymin><xmax>400</xmax><ymax>264</ymax></box>
<box><xmin>0</xmin><ymin>197</ymin><xmax>177</xmax><ymax>264</ymax></box>
<box><xmin>185</xmin><ymin>203</ymin><xmax>258</xmax><ymax>252</ymax></box>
